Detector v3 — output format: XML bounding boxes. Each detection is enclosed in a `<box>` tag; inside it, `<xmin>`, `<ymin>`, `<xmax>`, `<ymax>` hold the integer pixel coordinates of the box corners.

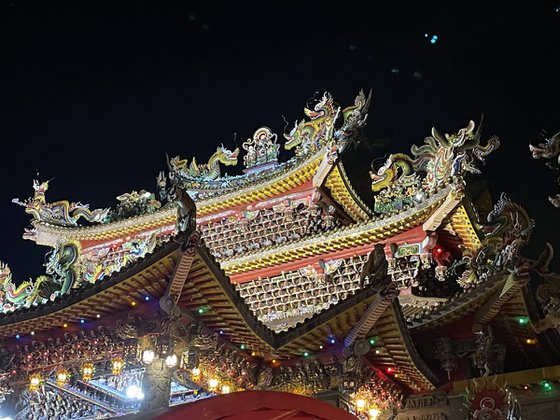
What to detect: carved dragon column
<box><xmin>141</xmin><ymin>358</ymin><xmax>174</xmax><ymax>412</ymax></box>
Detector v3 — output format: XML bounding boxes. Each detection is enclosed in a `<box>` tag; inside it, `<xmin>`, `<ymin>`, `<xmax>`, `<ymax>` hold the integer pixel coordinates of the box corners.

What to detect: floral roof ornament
<box><xmin>242</xmin><ymin>127</ymin><xmax>280</xmax><ymax>171</ymax></box>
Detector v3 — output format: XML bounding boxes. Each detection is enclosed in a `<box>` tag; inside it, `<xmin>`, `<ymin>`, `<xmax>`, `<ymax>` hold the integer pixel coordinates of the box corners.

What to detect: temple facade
<box><xmin>1</xmin><ymin>90</ymin><xmax>559</xmax><ymax>419</ymax></box>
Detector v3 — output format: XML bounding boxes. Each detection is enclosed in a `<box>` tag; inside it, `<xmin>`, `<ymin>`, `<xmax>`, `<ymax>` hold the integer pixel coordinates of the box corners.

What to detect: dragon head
<box><xmin>529</xmin><ymin>131</ymin><xmax>560</xmax><ymax>159</ymax></box>
<box><xmin>284</xmin><ymin>92</ymin><xmax>338</xmax><ymax>154</ymax></box>
<box><xmin>216</xmin><ymin>144</ymin><xmax>240</xmax><ymax>166</ymax></box>
<box><xmin>431</xmin><ymin>120</ymin><xmax>476</xmax><ymax>149</ymax></box>
<box><xmin>283</xmin><ymin>119</ymin><xmax>306</xmax><ymax>150</ymax></box>
<box><xmin>32</xmin><ymin>179</ymin><xmax>50</xmax><ymax>194</ymax></box>
<box><xmin>0</xmin><ymin>261</ymin><xmax>11</xmax><ymax>284</ymax></box>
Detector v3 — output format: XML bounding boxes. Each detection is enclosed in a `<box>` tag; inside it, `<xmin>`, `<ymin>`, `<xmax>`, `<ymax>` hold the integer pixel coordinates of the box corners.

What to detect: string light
<box><xmin>56</xmin><ymin>368</ymin><xmax>69</xmax><ymax>386</ymax></box>
<box><xmin>112</xmin><ymin>357</ymin><xmax>124</xmax><ymax>375</ymax></box>
<box><xmin>82</xmin><ymin>363</ymin><xmax>94</xmax><ymax>381</ymax></box>
<box><xmin>208</xmin><ymin>378</ymin><xmax>219</xmax><ymax>390</ymax></box>
<box><xmin>369</xmin><ymin>407</ymin><xmax>380</xmax><ymax>419</ymax></box>
<box><xmin>29</xmin><ymin>373</ymin><xmax>42</xmax><ymax>391</ymax></box>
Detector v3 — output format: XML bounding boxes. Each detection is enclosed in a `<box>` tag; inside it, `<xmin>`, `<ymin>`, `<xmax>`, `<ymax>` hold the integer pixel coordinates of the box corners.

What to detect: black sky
<box><xmin>1</xmin><ymin>1</ymin><xmax>560</xmax><ymax>280</ymax></box>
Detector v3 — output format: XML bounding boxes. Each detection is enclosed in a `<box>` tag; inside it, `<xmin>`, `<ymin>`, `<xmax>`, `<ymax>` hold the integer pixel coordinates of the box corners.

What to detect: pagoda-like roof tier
<box><xmin>198</xmin><ymin>192</ymin><xmax>342</xmax><ymax>262</ymax></box>
<box><xmin>194</xmin><ymin>150</ymin><xmax>326</xmax><ymax>216</ymax></box>
<box><xmin>236</xmin><ymin>253</ymin><xmax>370</xmax><ymax>332</ymax></box>
<box><xmin>405</xmin><ymin>273</ymin><xmax>506</xmax><ymax>330</ymax></box>
<box><xmin>0</xmin><ymin>233</ymin><xmax>437</xmax><ymax>392</ymax></box>
<box><xmin>30</xmin><ymin>204</ymin><xmax>177</xmax><ymax>247</ymax></box>
<box><xmin>273</xmin><ymin>295</ymin><xmax>438</xmax><ymax>392</ymax></box>
<box><xmin>0</xmin><ymin>240</ymin><xmax>179</xmax><ymax>338</ymax></box>
<box><xmin>221</xmin><ymin>185</ymin><xmax>455</xmax><ymax>276</ymax></box>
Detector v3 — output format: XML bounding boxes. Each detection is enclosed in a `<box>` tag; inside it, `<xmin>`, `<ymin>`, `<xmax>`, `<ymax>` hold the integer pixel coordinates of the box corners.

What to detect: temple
<box><xmin>1</xmin><ymin>90</ymin><xmax>559</xmax><ymax>419</ymax></box>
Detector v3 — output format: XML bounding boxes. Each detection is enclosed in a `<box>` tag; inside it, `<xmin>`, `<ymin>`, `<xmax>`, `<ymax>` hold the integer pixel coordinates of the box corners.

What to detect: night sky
<box><xmin>2</xmin><ymin>2</ymin><xmax>560</xmax><ymax>280</ymax></box>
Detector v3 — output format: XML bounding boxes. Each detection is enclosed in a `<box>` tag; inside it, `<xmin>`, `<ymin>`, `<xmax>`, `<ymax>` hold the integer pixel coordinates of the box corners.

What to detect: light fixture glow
<box><xmin>126</xmin><ymin>384</ymin><xmax>144</xmax><ymax>400</ymax></box>
<box><xmin>165</xmin><ymin>354</ymin><xmax>178</xmax><ymax>368</ymax></box>
<box><xmin>369</xmin><ymin>407</ymin><xmax>380</xmax><ymax>419</ymax></box>
<box><xmin>142</xmin><ymin>350</ymin><xmax>155</xmax><ymax>365</ymax></box>
<box><xmin>208</xmin><ymin>378</ymin><xmax>219</xmax><ymax>389</ymax></box>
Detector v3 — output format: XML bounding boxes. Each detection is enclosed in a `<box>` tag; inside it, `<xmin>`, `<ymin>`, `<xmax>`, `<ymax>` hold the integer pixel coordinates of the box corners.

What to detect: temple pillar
<box><xmin>141</xmin><ymin>358</ymin><xmax>173</xmax><ymax>412</ymax></box>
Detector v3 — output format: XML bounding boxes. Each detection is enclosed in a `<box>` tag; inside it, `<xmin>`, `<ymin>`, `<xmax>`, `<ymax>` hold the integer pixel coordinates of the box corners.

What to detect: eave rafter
<box><xmin>324</xmin><ymin>163</ymin><xmax>372</xmax><ymax>221</ymax></box>
<box><xmin>0</xmin><ymin>242</ymin><xmax>180</xmax><ymax>338</ymax></box>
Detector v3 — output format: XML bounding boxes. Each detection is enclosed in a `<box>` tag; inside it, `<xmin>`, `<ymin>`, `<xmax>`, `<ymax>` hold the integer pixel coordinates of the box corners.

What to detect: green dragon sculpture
<box><xmin>283</xmin><ymin>90</ymin><xmax>371</xmax><ymax>156</ymax></box>
<box><xmin>12</xmin><ymin>179</ymin><xmax>110</xmax><ymax>227</ymax></box>
<box><xmin>41</xmin><ymin>243</ymin><xmax>79</xmax><ymax>298</ymax></box>
<box><xmin>457</xmin><ymin>193</ymin><xmax>533</xmax><ymax>288</ymax></box>
<box><xmin>411</xmin><ymin>120</ymin><xmax>500</xmax><ymax>190</ymax></box>
<box><xmin>370</xmin><ymin>153</ymin><xmax>414</xmax><ymax>192</ymax></box>
<box><xmin>370</xmin><ymin>120</ymin><xmax>500</xmax><ymax>195</ymax></box>
<box><xmin>0</xmin><ymin>261</ymin><xmax>49</xmax><ymax>311</ymax></box>
<box><xmin>168</xmin><ymin>144</ymin><xmax>239</xmax><ymax>180</ymax></box>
